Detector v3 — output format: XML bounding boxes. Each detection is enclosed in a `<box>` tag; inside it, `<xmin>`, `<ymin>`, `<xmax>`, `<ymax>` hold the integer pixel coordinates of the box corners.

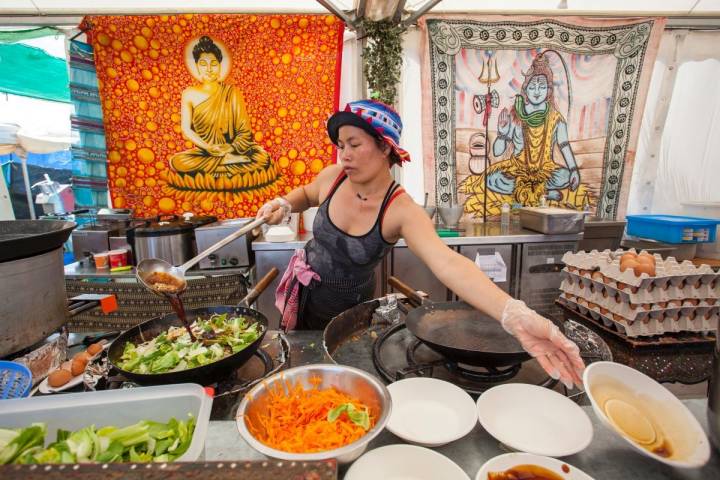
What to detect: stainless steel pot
<box><xmin>709</xmin><ymin>324</ymin><xmax>720</xmax><ymax>452</ymax></box>
<box><xmin>131</xmin><ymin>216</ymin><xmax>195</xmax><ymax>266</ymax></box>
<box><xmin>0</xmin><ymin>247</ymin><xmax>67</xmax><ymax>357</ymax></box>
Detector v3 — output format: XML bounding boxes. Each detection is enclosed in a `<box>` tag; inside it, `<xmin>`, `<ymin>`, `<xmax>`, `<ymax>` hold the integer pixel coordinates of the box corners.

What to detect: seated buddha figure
<box><xmin>169</xmin><ymin>36</ymin><xmax>280</xmax><ymax>193</ymax></box>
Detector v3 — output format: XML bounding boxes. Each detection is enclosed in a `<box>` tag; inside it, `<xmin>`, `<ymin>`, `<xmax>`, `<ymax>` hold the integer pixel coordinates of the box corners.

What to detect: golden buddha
<box><xmin>167</xmin><ymin>36</ymin><xmax>281</xmax><ymax>199</ymax></box>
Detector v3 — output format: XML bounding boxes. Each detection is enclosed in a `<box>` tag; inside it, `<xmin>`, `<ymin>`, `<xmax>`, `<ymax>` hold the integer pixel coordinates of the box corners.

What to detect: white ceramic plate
<box><xmin>38</xmin><ymin>345</ymin><xmax>109</xmax><ymax>394</ymax></box>
<box><xmin>387</xmin><ymin>377</ymin><xmax>477</xmax><ymax>447</ymax></box>
<box><xmin>583</xmin><ymin>361</ymin><xmax>710</xmax><ymax>468</ymax></box>
<box><xmin>477</xmin><ymin>383</ymin><xmax>593</xmax><ymax>457</ymax></box>
<box><xmin>475</xmin><ymin>453</ymin><xmax>595</xmax><ymax>480</ymax></box>
<box><xmin>345</xmin><ymin>444</ymin><xmax>470</xmax><ymax>480</ymax></box>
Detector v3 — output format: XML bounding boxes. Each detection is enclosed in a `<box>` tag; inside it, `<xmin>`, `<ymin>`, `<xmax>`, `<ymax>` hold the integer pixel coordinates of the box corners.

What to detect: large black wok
<box><xmin>108</xmin><ymin>268</ymin><xmax>278</xmax><ymax>386</ymax></box>
<box><xmin>389</xmin><ymin>276</ymin><xmax>530</xmax><ymax>367</ymax></box>
<box><xmin>0</xmin><ymin>220</ymin><xmax>76</xmax><ymax>262</ymax></box>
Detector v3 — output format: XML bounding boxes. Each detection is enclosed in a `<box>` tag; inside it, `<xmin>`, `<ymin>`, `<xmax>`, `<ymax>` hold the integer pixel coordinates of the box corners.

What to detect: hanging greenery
<box><xmin>360</xmin><ymin>19</ymin><xmax>406</xmax><ymax>106</ymax></box>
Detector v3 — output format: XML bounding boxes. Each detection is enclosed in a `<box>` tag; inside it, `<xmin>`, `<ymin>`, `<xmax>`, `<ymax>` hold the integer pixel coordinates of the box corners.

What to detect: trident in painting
<box><xmin>473</xmin><ymin>56</ymin><xmax>500</xmax><ymax>222</ymax></box>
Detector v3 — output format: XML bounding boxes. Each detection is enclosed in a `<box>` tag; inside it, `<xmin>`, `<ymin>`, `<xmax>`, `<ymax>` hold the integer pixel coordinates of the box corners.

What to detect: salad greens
<box><xmin>327</xmin><ymin>403</ymin><xmax>371</xmax><ymax>430</ymax></box>
<box><xmin>0</xmin><ymin>415</ymin><xmax>195</xmax><ymax>464</ymax></box>
<box><xmin>119</xmin><ymin>313</ymin><xmax>262</xmax><ymax>374</ymax></box>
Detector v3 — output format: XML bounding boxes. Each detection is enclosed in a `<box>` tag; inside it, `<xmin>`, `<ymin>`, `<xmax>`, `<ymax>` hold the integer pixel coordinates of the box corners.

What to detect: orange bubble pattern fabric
<box><xmin>87</xmin><ymin>14</ymin><xmax>344</xmax><ymax>218</ymax></box>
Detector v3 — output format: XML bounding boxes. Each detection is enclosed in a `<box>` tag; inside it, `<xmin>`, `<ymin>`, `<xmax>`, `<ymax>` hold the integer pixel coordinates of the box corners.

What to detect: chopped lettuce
<box><xmin>3</xmin><ymin>415</ymin><xmax>195</xmax><ymax>465</ymax></box>
<box><xmin>119</xmin><ymin>313</ymin><xmax>262</xmax><ymax>374</ymax></box>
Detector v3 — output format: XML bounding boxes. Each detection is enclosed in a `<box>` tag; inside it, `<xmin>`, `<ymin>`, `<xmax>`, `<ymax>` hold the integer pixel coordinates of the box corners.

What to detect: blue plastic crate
<box><xmin>626</xmin><ymin>214</ymin><xmax>719</xmax><ymax>244</ymax></box>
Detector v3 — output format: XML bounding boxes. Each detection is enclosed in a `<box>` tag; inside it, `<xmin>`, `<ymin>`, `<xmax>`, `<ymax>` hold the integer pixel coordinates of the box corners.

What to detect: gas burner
<box><xmin>372</xmin><ymin>321</ymin><xmax>557</xmax><ymax>396</ymax></box>
<box><xmin>83</xmin><ymin>331</ymin><xmax>291</xmax><ymax>419</ymax></box>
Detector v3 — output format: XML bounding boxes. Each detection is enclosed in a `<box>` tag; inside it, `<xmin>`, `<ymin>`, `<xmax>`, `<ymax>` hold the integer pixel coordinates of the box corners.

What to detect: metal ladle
<box><xmin>136</xmin><ymin>217</ymin><xmax>267</xmax><ymax>295</ymax></box>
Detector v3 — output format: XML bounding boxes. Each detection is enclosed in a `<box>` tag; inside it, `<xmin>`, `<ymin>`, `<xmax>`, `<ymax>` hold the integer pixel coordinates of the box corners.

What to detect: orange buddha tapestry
<box><xmin>86</xmin><ymin>14</ymin><xmax>344</xmax><ymax>218</ymax></box>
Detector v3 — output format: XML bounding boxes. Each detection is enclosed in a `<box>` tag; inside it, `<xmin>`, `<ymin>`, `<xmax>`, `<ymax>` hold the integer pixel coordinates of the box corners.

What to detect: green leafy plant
<box><xmin>360</xmin><ymin>19</ymin><xmax>406</xmax><ymax>106</ymax></box>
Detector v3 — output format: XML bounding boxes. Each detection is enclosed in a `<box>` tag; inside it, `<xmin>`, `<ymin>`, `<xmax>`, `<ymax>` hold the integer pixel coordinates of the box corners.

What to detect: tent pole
<box><xmin>18</xmin><ymin>150</ymin><xmax>36</xmax><ymax>219</ymax></box>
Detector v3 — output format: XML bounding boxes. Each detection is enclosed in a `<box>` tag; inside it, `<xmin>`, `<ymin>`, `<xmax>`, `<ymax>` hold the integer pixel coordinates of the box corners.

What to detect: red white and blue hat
<box><xmin>327</xmin><ymin>99</ymin><xmax>411</xmax><ymax>164</ymax></box>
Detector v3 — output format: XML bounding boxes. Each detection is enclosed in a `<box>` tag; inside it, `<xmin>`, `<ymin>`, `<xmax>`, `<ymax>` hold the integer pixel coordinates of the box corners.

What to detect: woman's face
<box><xmin>526</xmin><ymin>74</ymin><xmax>549</xmax><ymax>105</ymax></box>
<box><xmin>336</xmin><ymin>125</ymin><xmax>390</xmax><ymax>183</ymax></box>
<box><xmin>196</xmin><ymin>52</ymin><xmax>220</xmax><ymax>83</ymax></box>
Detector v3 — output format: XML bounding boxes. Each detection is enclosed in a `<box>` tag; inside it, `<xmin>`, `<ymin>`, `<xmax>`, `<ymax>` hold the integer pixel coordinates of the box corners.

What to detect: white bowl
<box><xmin>345</xmin><ymin>444</ymin><xmax>470</xmax><ymax>480</ymax></box>
<box><xmin>583</xmin><ymin>361</ymin><xmax>710</xmax><ymax>468</ymax></box>
<box><xmin>477</xmin><ymin>383</ymin><xmax>593</xmax><ymax>457</ymax></box>
<box><xmin>386</xmin><ymin>377</ymin><xmax>476</xmax><ymax>447</ymax></box>
<box><xmin>475</xmin><ymin>453</ymin><xmax>595</xmax><ymax>480</ymax></box>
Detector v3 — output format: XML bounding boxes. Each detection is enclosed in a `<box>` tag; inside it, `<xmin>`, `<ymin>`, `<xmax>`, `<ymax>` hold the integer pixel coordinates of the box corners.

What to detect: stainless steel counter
<box><xmin>251</xmin><ymin>222</ymin><xmax>582</xmax><ymax>251</ymax></box>
<box><xmin>64</xmin><ymin>261</ymin><xmax>250</xmax><ymax>279</ymax></box>
<box><xmin>206</xmin><ymin>399</ymin><xmax>719</xmax><ymax>479</ymax></box>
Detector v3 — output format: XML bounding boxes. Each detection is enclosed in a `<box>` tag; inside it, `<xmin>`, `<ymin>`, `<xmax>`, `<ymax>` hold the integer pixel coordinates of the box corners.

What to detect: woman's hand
<box><xmin>256</xmin><ymin>197</ymin><xmax>292</xmax><ymax>225</ymax></box>
<box><xmin>501</xmin><ymin>299</ymin><xmax>585</xmax><ymax>389</ymax></box>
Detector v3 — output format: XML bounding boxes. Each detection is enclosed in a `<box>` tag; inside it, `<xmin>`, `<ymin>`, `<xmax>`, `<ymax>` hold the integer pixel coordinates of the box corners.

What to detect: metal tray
<box><xmin>519</xmin><ymin>207</ymin><xmax>585</xmax><ymax>234</ymax></box>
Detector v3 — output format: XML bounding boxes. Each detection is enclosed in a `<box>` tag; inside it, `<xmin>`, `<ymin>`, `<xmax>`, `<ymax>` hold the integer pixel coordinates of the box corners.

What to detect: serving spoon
<box><xmin>136</xmin><ymin>216</ymin><xmax>266</xmax><ymax>296</ymax></box>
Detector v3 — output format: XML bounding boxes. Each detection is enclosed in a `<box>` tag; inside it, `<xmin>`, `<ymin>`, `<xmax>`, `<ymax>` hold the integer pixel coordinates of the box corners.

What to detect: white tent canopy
<box><xmin>1</xmin><ymin>0</ymin><xmax>719</xmax><ymax>18</ymax></box>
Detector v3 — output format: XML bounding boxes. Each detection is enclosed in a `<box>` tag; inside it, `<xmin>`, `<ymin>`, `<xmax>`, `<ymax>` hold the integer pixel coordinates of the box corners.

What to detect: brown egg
<box><xmin>658</xmin><ymin>301</ymin><xmax>668</xmax><ymax>308</ymax></box>
<box><xmin>636</xmin><ymin>254</ymin><xmax>656</xmax><ymax>265</ymax></box>
<box><xmin>591</xmin><ymin>271</ymin><xmax>604</xmax><ymax>281</ymax></box>
<box><xmin>71</xmin><ymin>357</ymin><xmax>87</xmax><ymax>376</ymax></box>
<box><xmin>669</xmin><ymin>299</ymin><xmax>683</xmax><ymax>307</ymax></box>
<box><xmin>694</xmin><ymin>280</ymin><xmax>702</xmax><ymax>289</ymax></box>
<box><xmin>73</xmin><ymin>351</ymin><xmax>91</xmax><ymax>363</ymax></box>
<box><xmin>688</xmin><ymin>311</ymin><xmax>697</xmax><ymax>320</ymax></box>
<box><xmin>87</xmin><ymin>343</ymin><xmax>103</xmax><ymax>356</ymax></box>
<box><xmin>642</xmin><ymin>304</ymin><xmax>652</xmax><ymax>311</ymax></box>
<box><xmin>621</xmin><ymin>252</ymin><xmax>638</xmax><ymax>262</ymax></box>
<box><xmin>48</xmin><ymin>369</ymin><xmax>72</xmax><ymax>387</ymax></box>
<box><xmin>617</xmin><ymin>282</ymin><xmax>627</xmax><ymax>291</ymax></box>
<box><xmin>615</xmin><ymin>293</ymin><xmax>622</xmax><ymax>304</ymax></box>
<box><xmin>602</xmin><ymin>289</ymin><xmax>609</xmax><ymax>298</ymax></box>
<box><xmin>631</xmin><ymin>286</ymin><xmax>640</xmax><ymax>294</ymax></box>
<box><xmin>600</xmin><ymin>307</ymin><xmax>609</xmax><ymax>315</ymax></box>
<box><xmin>634</xmin><ymin>263</ymin><xmax>656</xmax><ymax>277</ymax></box>
<box><xmin>588</xmin><ymin>302</ymin><xmax>598</xmax><ymax>309</ymax></box>
<box><xmin>684</xmin><ymin>299</ymin><xmax>700</xmax><ymax>306</ymax></box>
<box><xmin>629</xmin><ymin>303</ymin><xmax>639</xmax><ymax>310</ymax></box>
<box><xmin>707</xmin><ymin>299</ymin><xmax>717</xmax><ymax>306</ymax></box>
<box><xmin>613</xmin><ymin>313</ymin><xmax>625</xmax><ymax>322</ymax></box>
<box><xmin>706</xmin><ymin>311</ymin><xmax>714</xmax><ymax>320</ymax></box>
<box><xmin>620</xmin><ymin>259</ymin><xmax>639</xmax><ymax>273</ymax></box>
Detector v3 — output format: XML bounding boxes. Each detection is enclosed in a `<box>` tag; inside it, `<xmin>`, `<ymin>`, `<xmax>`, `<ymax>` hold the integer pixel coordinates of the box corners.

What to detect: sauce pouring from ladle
<box><xmin>136</xmin><ymin>217</ymin><xmax>267</xmax><ymax>341</ymax></box>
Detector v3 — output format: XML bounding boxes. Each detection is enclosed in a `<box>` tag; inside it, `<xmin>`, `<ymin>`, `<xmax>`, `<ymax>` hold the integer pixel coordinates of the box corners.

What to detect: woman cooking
<box><xmin>257</xmin><ymin>99</ymin><xmax>584</xmax><ymax>389</ymax></box>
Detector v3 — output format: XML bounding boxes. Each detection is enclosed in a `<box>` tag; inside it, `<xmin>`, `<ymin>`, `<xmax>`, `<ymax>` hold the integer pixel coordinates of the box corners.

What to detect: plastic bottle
<box><xmin>501</xmin><ymin>203</ymin><xmax>510</xmax><ymax>228</ymax></box>
<box><xmin>511</xmin><ymin>203</ymin><xmax>522</xmax><ymax>225</ymax></box>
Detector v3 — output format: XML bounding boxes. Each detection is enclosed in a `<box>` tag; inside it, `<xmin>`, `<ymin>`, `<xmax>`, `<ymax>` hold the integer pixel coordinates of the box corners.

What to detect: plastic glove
<box><xmin>501</xmin><ymin>299</ymin><xmax>585</xmax><ymax>389</ymax></box>
<box><xmin>256</xmin><ymin>197</ymin><xmax>291</xmax><ymax>225</ymax></box>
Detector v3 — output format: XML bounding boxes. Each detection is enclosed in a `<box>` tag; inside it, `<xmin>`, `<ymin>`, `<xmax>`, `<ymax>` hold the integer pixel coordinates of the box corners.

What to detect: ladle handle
<box><xmin>181</xmin><ymin>217</ymin><xmax>267</xmax><ymax>272</ymax></box>
<box><xmin>388</xmin><ymin>276</ymin><xmax>425</xmax><ymax>307</ymax></box>
<box><xmin>241</xmin><ymin>267</ymin><xmax>279</xmax><ymax>307</ymax></box>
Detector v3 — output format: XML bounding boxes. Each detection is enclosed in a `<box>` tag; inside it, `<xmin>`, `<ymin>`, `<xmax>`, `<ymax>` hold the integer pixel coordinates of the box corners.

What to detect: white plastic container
<box><xmin>0</xmin><ymin>383</ymin><xmax>212</xmax><ymax>462</ymax></box>
<box><xmin>302</xmin><ymin>207</ymin><xmax>319</xmax><ymax>232</ymax></box>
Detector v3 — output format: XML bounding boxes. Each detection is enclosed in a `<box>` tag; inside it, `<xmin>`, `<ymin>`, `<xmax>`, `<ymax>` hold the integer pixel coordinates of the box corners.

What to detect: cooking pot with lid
<box><xmin>130</xmin><ymin>215</ymin><xmax>194</xmax><ymax>266</ymax></box>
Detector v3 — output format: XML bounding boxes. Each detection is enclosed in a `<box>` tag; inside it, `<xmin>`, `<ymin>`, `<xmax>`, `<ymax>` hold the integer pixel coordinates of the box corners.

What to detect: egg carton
<box><xmin>560</xmin><ymin>287</ymin><xmax>718</xmax><ymax>324</ymax></box>
<box><xmin>559</xmin><ymin>279</ymin><xmax>719</xmax><ymax>317</ymax></box>
<box><xmin>558</xmin><ymin>293</ymin><xmax>719</xmax><ymax>337</ymax></box>
<box><xmin>562</xmin><ymin>249</ymin><xmax>719</xmax><ymax>292</ymax></box>
<box><xmin>562</xmin><ymin>268</ymin><xmax>719</xmax><ymax>303</ymax></box>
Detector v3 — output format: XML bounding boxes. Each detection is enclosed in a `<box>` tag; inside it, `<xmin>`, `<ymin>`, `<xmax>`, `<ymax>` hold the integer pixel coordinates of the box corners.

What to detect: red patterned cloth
<box><xmin>275</xmin><ymin>249</ymin><xmax>320</xmax><ymax>331</ymax></box>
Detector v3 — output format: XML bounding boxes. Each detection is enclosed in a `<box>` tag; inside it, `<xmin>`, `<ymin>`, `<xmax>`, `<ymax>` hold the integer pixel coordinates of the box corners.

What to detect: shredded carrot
<box><xmin>246</xmin><ymin>375</ymin><xmax>375</xmax><ymax>453</ymax></box>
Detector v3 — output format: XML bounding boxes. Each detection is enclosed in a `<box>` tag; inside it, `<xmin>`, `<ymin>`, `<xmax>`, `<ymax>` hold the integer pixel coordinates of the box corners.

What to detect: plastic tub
<box><xmin>0</xmin><ymin>383</ymin><xmax>212</xmax><ymax>462</ymax></box>
<box><xmin>93</xmin><ymin>251</ymin><xmax>109</xmax><ymax>269</ymax></box>
<box><xmin>626</xmin><ymin>214</ymin><xmax>720</xmax><ymax>244</ymax></box>
<box><xmin>108</xmin><ymin>248</ymin><xmax>128</xmax><ymax>267</ymax></box>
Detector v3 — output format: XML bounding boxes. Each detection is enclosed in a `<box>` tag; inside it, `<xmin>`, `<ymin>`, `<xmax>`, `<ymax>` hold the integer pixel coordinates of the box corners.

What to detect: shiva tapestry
<box><xmin>419</xmin><ymin>16</ymin><xmax>664</xmax><ymax>219</ymax></box>
<box><xmin>86</xmin><ymin>14</ymin><xmax>343</xmax><ymax>218</ymax></box>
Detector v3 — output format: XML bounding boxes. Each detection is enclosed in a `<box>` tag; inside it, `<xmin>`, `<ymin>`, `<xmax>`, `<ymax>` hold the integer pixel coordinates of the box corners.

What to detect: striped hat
<box><xmin>327</xmin><ymin>99</ymin><xmax>410</xmax><ymax>164</ymax></box>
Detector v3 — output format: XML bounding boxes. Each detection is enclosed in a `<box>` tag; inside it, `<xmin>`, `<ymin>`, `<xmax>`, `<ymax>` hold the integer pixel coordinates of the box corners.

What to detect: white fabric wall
<box><xmin>627</xmin><ymin>30</ymin><xmax>720</xmax><ymax>219</ymax></box>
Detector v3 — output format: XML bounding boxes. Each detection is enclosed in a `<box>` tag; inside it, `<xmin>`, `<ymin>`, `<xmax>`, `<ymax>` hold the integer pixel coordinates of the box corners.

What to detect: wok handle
<box><xmin>388</xmin><ymin>276</ymin><xmax>424</xmax><ymax>307</ymax></box>
<box><xmin>240</xmin><ymin>267</ymin><xmax>279</xmax><ymax>308</ymax></box>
